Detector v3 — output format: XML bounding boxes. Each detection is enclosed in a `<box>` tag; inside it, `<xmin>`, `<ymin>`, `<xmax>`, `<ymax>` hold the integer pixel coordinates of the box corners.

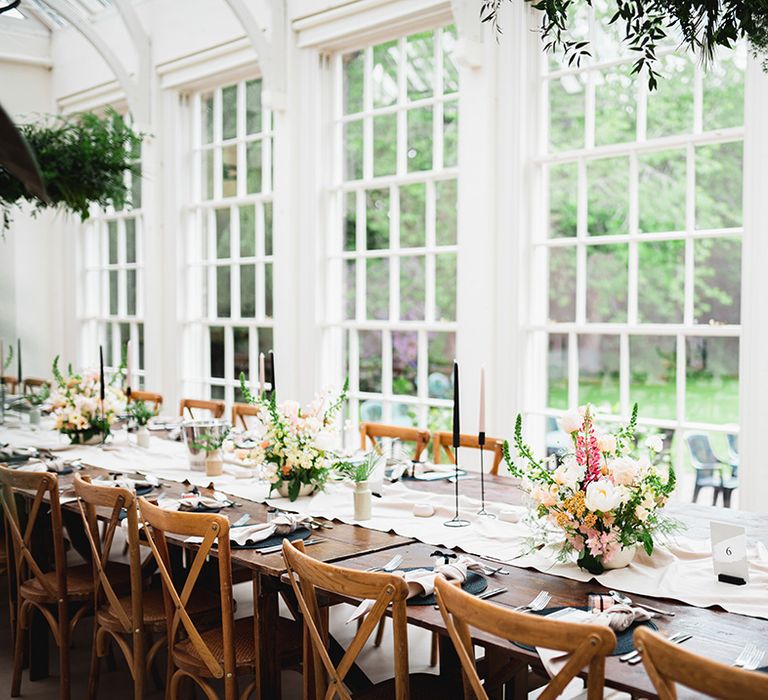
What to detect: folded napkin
<box><xmin>346</xmin><ymin>555</ymin><xmax>486</xmax><ymax>624</ymax></box>
<box><xmin>184</xmin><ymin>512</ymin><xmax>311</xmax><ymax>547</ymax></box>
<box><xmin>157</xmin><ymin>493</ymin><xmax>221</xmax><ymax>512</ymax></box>
<box><xmin>92</xmin><ymin>476</ymin><xmax>154</xmax><ymax>492</ymax></box>
<box><xmin>15</xmin><ymin>463</ymin><xmax>48</xmax><ymax>473</ymax></box>
<box><xmin>591</xmin><ymin>602</ymin><xmax>654</xmax><ymax>632</ymax></box>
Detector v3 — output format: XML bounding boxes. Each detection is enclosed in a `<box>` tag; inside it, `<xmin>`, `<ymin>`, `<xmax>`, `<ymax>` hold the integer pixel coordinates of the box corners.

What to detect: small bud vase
<box><xmin>354</xmin><ymin>480</ymin><xmax>372</xmax><ymax>521</ymax></box>
<box><xmin>136</xmin><ymin>426</ymin><xmax>150</xmax><ymax>448</ymax></box>
<box><xmin>29</xmin><ymin>407</ymin><xmax>41</xmax><ymax>428</ymax></box>
<box><xmin>205</xmin><ymin>450</ymin><xmax>224</xmax><ymax>477</ymax></box>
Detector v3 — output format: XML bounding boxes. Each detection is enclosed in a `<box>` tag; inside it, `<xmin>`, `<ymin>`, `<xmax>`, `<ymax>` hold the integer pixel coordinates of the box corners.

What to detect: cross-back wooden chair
<box><xmin>359</xmin><ymin>423</ymin><xmax>430</xmax><ymax>461</ymax></box>
<box><xmin>75</xmin><ymin>473</ymin><xmax>213</xmax><ymax>700</ymax></box>
<box><xmin>432</xmin><ymin>431</ymin><xmax>505</xmax><ymax>475</ymax></box>
<box><xmin>634</xmin><ymin>627</ymin><xmax>768</xmax><ymax>700</ymax></box>
<box><xmin>1</xmin><ymin>375</ymin><xmax>18</xmax><ymax>394</ymax></box>
<box><xmin>22</xmin><ymin>377</ymin><xmax>50</xmax><ymax>395</ymax></box>
<box><xmin>179</xmin><ymin>398</ymin><xmax>226</xmax><ymax>420</ymax></box>
<box><xmin>231</xmin><ymin>402</ymin><xmax>261</xmax><ymax>430</ymax></box>
<box><xmin>0</xmin><ymin>466</ymin><xmax>131</xmax><ymax>700</ymax></box>
<box><xmin>434</xmin><ymin>576</ymin><xmax>616</xmax><ymax>700</ymax></box>
<box><xmin>282</xmin><ymin>538</ymin><xmax>443</xmax><ymax>700</ymax></box>
<box><xmin>138</xmin><ymin>496</ymin><xmax>256</xmax><ymax>700</ymax></box>
<box><xmin>128</xmin><ymin>390</ymin><xmax>164</xmax><ymax>413</ymax></box>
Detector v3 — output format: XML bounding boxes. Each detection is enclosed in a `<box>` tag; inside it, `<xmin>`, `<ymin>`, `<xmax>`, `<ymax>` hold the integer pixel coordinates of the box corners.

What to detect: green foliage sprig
<box><xmin>0</xmin><ymin>109</ymin><xmax>143</xmax><ymax>230</ymax></box>
<box><xmin>192</xmin><ymin>427</ymin><xmax>231</xmax><ymax>454</ymax></box>
<box><xmin>338</xmin><ymin>451</ymin><xmax>380</xmax><ymax>483</ymax></box>
<box><xmin>129</xmin><ymin>399</ymin><xmax>156</xmax><ymax>427</ymax></box>
<box><xmin>2</xmin><ymin>343</ymin><xmax>12</xmax><ymax>371</ymax></box>
<box><xmin>481</xmin><ymin>0</ymin><xmax>768</xmax><ymax>89</ymax></box>
<box><xmin>25</xmin><ymin>383</ymin><xmax>50</xmax><ymax>407</ymax></box>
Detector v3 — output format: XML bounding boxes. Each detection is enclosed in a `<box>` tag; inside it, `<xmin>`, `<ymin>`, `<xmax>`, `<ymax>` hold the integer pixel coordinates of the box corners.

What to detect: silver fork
<box><xmin>735</xmin><ymin>644</ymin><xmax>765</xmax><ymax>671</ymax></box>
<box><xmin>746</xmin><ymin>646</ymin><xmax>766</xmax><ymax>671</ymax></box>
<box><xmin>733</xmin><ymin>643</ymin><xmax>757</xmax><ymax>668</ymax></box>
<box><xmin>511</xmin><ymin>591</ymin><xmax>550</xmax><ymax>612</ymax></box>
<box><xmin>366</xmin><ymin>553</ymin><xmax>403</xmax><ymax>573</ymax></box>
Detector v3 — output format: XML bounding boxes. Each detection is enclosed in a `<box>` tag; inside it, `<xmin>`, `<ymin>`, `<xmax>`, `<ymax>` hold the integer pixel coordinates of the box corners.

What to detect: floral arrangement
<box><xmin>128</xmin><ymin>399</ymin><xmax>156</xmax><ymax>427</ymax></box>
<box><xmin>49</xmin><ymin>356</ymin><xmax>125</xmax><ymax>444</ymax></box>
<box><xmin>238</xmin><ymin>374</ymin><xmax>349</xmax><ymax>501</ymax></box>
<box><xmin>503</xmin><ymin>404</ymin><xmax>678</xmax><ymax>574</ymax></box>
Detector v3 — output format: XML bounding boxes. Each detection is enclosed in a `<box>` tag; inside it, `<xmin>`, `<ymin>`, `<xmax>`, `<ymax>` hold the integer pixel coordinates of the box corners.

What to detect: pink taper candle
<box><xmin>479</xmin><ymin>367</ymin><xmax>486</xmax><ymax>435</ymax></box>
<box><xmin>259</xmin><ymin>352</ymin><xmax>266</xmax><ymax>397</ymax></box>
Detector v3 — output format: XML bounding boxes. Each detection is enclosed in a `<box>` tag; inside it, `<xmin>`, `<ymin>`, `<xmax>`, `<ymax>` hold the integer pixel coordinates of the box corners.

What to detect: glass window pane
<box><xmin>246</xmin><ymin>79</ymin><xmax>262</xmax><ymax>134</ymax></box>
<box><xmin>587</xmin><ymin>156</ymin><xmax>629</xmax><ymax>236</ymax></box>
<box><xmin>359</xmin><ymin>330</ymin><xmax>382</xmax><ymax>393</ymax></box>
<box><xmin>594</xmin><ymin>64</ymin><xmax>636</xmax><ymax>146</ymax></box>
<box><xmin>222</xmin><ymin>85</ymin><xmax>237</xmax><ymax>140</ymax></box>
<box><xmin>211</xmin><ymin>385</ymin><xmax>225</xmax><ymax>400</ymax></box>
<box><xmin>630</xmin><ymin>336</ymin><xmax>676</xmax><ymax>420</ymax></box>
<box><xmin>400</xmin><ymin>183</ymin><xmax>425</xmax><ymax>248</ymax></box>
<box><xmin>210</xmin><ymin>326</ymin><xmax>225</xmax><ymax>378</ymax></box>
<box><xmin>138</xmin><ymin>322</ymin><xmax>144</xmax><ymax>371</ymax></box>
<box><xmin>240</xmin><ymin>264</ymin><xmax>255</xmax><ymax>318</ymax></box>
<box><xmin>586</xmin><ymin>244</ymin><xmax>628</xmax><ymax>322</ymax></box>
<box><xmin>344</xmin><ymin>192</ymin><xmax>357</xmax><ymax>251</ymax></box>
<box><xmin>105</xmin><ymin>323</ymin><xmax>113</xmax><ymax>368</ymax></box>
<box><xmin>639</xmin><ymin>149</ymin><xmax>686</xmax><ymax>233</ymax></box>
<box><xmin>344</xmin><ymin>120</ymin><xmax>363</xmax><ymax>181</ymax></box>
<box><xmin>373</xmin><ymin>113</ymin><xmax>397</xmax><ymax>177</ymax></box>
<box><xmin>373</xmin><ymin>40</ymin><xmax>399</xmax><ymax>108</ymax></box>
<box><xmin>406</xmin><ymin>31</ymin><xmax>434</xmax><ymax>101</ymax></box>
<box><xmin>246</xmin><ymin>141</ymin><xmax>262</xmax><ymax>194</ymax></box>
<box><xmin>400</xmin><ymin>256</ymin><xmax>425</xmax><ymax>320</ymax></box>
<box><xmin>435</xmin><ymin>253</ymin><xmax>456</xmax><ymax>321</ymax></box>
<box><xmin>548</xmin><ymin>246</ymin><xmax>576</xmax><ymax>322</ymax></box>
<box><xmin>442</xmin><ymin>24</ymin><xmax>458</xmax><ymax>95</ymax></box>
<box><xmin>366</xmin><ymin>189</ymin><xmax>389</xmax><ymax>250</ymax></box>
<box><xmin>201</xmin><ymin>94</ymin><xmax>214</xmax><ymax>144</ymax></box>
<box><xmin>548</xmin><ymin>333</ymin><xmax>568</xmax><ymax>410</ymax></box>
<box><xmin>125</xmin><ymin>219</ymin><xmax>136</xmax><ymax>263</ymax></box>
<box><xmin>258</xmin><ymin>327</ymin><xmax>274</xmax><ymax>356</ymax></box>
<box><xmin>240</xmin><ymin>206</ymin><xmax>256</xmax><ymax>257</ymax></box>
<box><xmin>428</xmin><ymin>332</ymin><xmax>455</xmax><ymax>399</ymax></box>
<box><xmin>578</xmin><ymin>334</ymin><xmax>620</xmax><ymax>413</ymax></box>
<box><xmin>435</xmin><ymin>179</ymin><xmax>457</xmax><ymax>245</ymax></box>
<box><xmin>202</xmin><ymin>150</ymin><xmax>214</xmax><ymax>200</ymax></box>
<box><xmin>443</xmin><ymin>101</ymin><xmax>458</xmax><ymax>168</ymax></box>
<box><xmin>127</xmin><ymin>269</ymin><xmax>136</xmax><ymax>316</ymax></box>
<box><xmin>694</xmin><ymin>238</ymin><xmax>741</xmax><ymax>325</ymax></box>
<box><xmin>428</xmin><ymin>406</ymin><xmax>452</xmax><ymax>432</ymax></box>
<box><xmin>686</xmin><ymin>337</ymin><xmax>739</xmax><ymax>423</ymax></box>
<box><xmin>703</xmin><ymin>48</ymin><xmax>745</xmax><ymax>131</ymax></box>
<box><xmin>265</xmin><ymin>263</ymin><xmax>273</xmax><ymax>318</ymax></box>
<box><xmin>366</xmin><ymin>258</ymin><xmax>389</xmax><ymax>320</ymax></box>
<box><xmin>344</xmin><ymin>260</ymin><xmax>356</xmax><ymax>320</ymax></box>
<box><xmin>343</xmin><ymin>51</ymin><xmax>364</xmax><ymax>114</ymax></box>
<box><xmin>109</xmin><ymin>270</ymin><xmax>118</xmax><ymax>315</ymax></box>
<box><xmin>695</xmin><ymin>141</ymin><xmax>743</xmax><ymax>229</ymax></box>
<box><xmin>392</xmin><ymin>331</ymin><xmax>418</xmax><ymax>395</ymax></box>
<box><xmin>407</xmin><ymin>106</ymin><xmax>433</xmax><ymax>172</ymax></box>
<box><xmin>108</xmin><ymin>221</ymin><xmax>118</xmax><ymax>264</ymax></box>
<box><xmin>233</xmin><ymin>327</ymin><xmax>249</xmax><ymax>381</ymax></box>
<box><xmin>222</xmin><ymin>145</ymin><xmax>237</xmax><ymax>197</ymax></box>
<box><xmin>549</xmin><ymin>162</ymin><xmax>577</xmax><ymax>238</ymax></box>
<box><xmin>131</xmin><ymin>166</ymin><xmax>142</xmax><ymax>209</ymax></box>
<box><xmin>593</xmin><ymin>0</ymin><xmax>628</xmax><ymax>62</ymax></box>
<box><xmin>549</xmin><ymin>75</ymin><xmax>585</xmax><ymax>151</ymax></box>
<box><xmin>216</xmin><ymin>266</ymin><xmax>231</xmax><ymax>317</ymax></box>
<box><xmin>638</xmin><ymin>240</ymin><xmax>685</xmax><ymax>323</ymax></box>
<box><xmin>264</xmin><ymin>202</ymin><xmax>273</xmax><ymax>256</ymax></box>
<box><xmin>646</xmin><ymin>55</ymin><xmax>694</xmax><ymax>138</ymax></box>
<box><xmin>216</xmin><ymin>208</ymin><xmax>230</xmax><ymax>259</ymax></box>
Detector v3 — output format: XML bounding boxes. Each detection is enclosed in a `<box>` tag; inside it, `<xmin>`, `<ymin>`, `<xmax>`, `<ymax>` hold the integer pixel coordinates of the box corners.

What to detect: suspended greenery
<box><xmin>481</xmin><ymin>0</ymin><xmax>768</xmax><ymax>89</ymax></box>
<box><xmin>0</xmin><ymin>109</ymin><xmax>143</xmax><ymax>230</ymax></box>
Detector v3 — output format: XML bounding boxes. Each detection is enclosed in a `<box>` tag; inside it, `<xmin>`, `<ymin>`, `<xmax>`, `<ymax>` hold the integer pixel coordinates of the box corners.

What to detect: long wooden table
<box><xmin>11</xmin><ymin>460</ymin><xmax>768</xmax><ymax>699</ymax></box>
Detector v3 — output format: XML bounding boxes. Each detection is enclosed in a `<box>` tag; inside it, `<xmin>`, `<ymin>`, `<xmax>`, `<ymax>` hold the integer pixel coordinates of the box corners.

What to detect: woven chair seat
<box><xmin>173</xmin><ymin>616</ymin><xmax>257</xmax><ymax>677</ymax></box>
<box><xmin>98</xmin><ymin>585</ymin><xmax>222</xmax><ymax>632</ymax></box>
<box><xmin>20</xmin><ymin>561</ymin><xmax>131</xmax><ymax>603</ymax></box>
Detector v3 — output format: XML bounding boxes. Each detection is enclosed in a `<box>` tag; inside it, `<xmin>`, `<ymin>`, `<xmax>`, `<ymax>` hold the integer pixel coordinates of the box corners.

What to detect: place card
<box><xmin>711</xmin><ymin>520</ymin><xmax>749</xmax><ymax>585</ymax></box>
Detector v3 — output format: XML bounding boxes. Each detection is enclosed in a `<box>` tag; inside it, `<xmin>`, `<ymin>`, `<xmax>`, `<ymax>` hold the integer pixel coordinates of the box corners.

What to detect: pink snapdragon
<box><xmin>575</xmin><ymin>415</ymin><xmax>603</xmax><ymax>484</ymax></box>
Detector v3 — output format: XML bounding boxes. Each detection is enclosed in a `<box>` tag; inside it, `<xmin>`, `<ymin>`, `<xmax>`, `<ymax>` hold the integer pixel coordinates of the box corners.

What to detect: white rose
<box><xmin>597</xmin><ymin>433</ymin><xmax>617</xmax><ymax>454</ymax></box>
<box><xmin>645</xmin><ymin>435</ymin><xmax>664</xmax><ymax>452</ymax></box>
<box><xmin>312</xmin><ymin>431</ymin><xmax>337</xmax><ymax>452</ymax></box>
<box><xmin>585</xmin><ymin>479</ymin><xmax>622</xmax><ymax>513</ymax></box>
<box><xmin>610</xmin><ymin>456</ymin><xmax>639</xmax><ymax>486</ymax></box>
<box><xmin>559</xmin><ymin>409</ymin><xmax>584</xmax><ymax>434</ymax></box>
<box><xmin>635</xmin><ymin>505</ymin><xmax>649</xmax><ymax>521</ymax></box>
<box><xmin>554</xmin><ymin>456</ymin><xmax>585</xmax><ymax>487</ymax></box>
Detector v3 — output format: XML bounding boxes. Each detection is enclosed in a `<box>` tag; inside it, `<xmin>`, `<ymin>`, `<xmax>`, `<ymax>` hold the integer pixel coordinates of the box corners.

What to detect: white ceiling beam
<box><xmin>222</xmin><ymin>0</ymin><xmax>286</xmax><ymax>111</ymax></box>
<box><xmin>24</xmin><ymin>4</ymin><xmax>58</xmax><ymax>31</ymax></box>
<box><xmin>112</xmin><ymin>0</ymin><xmax>151</xmax><ymax>123</ymax></box>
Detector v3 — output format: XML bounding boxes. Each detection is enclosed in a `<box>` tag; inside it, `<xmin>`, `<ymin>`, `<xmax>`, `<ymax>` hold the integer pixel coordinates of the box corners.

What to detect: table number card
<box><xmin>711</xmin><ymin>521</ymin><xmax>749</xmax><ymax>585</ymax></box>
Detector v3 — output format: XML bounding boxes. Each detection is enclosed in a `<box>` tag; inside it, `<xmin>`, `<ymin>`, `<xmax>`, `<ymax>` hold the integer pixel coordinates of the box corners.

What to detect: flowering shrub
<box><xmin>503</xmin><ymin>404</ymin><xmax>678</xmax><ymax>574</ymax></box>
<box><xmin>49</xmin><ymin>356</ymin><xmax>125</xmax><ymax>444</ymax></box>
<box><xmin>238</xmin><ymin>375</ymin><xmax>348</xmax><ymax>501</ymax></box>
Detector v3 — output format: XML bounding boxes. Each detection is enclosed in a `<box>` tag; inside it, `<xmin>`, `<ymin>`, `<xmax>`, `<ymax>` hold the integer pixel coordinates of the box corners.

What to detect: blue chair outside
<box><xmin>685</xmin><ymin>432</ymin><xmax>738</xmax><ymax>507</ymax></box>
<box><xmin>726</xmin><ymin>433</ymin><xmax>739</xmax><ymax>477</ymax></box>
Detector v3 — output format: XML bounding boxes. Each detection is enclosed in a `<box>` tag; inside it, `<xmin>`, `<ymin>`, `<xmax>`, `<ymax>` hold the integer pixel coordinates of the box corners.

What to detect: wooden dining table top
<box><xmin>14</xmin><ymin>456</ymin><xmax>768</xmax><ymax>699</ymax></box>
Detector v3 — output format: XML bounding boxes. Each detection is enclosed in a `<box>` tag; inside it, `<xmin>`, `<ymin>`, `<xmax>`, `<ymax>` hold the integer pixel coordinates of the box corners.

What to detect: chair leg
<box><xmin>712</xmin><ymin>487</ymin><xmax>720</xmax><ymax>506</ymax></box>
<box><xmin>11</xmin><ymin>606</ymin><xmax>26</xmax><ymax>697</ymax></box>
<box><xmin>692</xmin><ymin>483</ymin><xmax>701</xmax><ymax>503</ymax></box>
<box><xmin>58</xmin><ymin>603</ymin><xmax>72</xmax><ymax>700</ymax></box>
<box><xmin>373</xmin><ymin>617</ymin><xmax>386</xmax><ymax>647</ymax></box>
<box><xmin>87</xmin><ymin>622</ymin><xmax>101</xmax><ymax>700</ymax></box>
<box><xmin>723</xmin><ymin>489</ymin><xmax>733</xmax><ymax>508</ymax></box>
<box><xmin>430</xmin><ymin>631</ymin><xmax>439</xmax><ymax>666</ymax></box>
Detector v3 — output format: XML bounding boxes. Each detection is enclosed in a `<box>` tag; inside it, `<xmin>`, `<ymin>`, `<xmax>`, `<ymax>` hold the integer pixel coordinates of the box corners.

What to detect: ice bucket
<box><xmin>181</xmin><ymin>419</ymin><xmax>230</xmax><ymax>471</ymax></box>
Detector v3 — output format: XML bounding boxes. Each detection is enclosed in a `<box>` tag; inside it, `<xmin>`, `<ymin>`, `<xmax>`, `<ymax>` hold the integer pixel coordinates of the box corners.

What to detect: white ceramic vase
<box><xmin>205</xmin><ymin>450</ymin><xmax>224</xmax><ymax>477</ymax></box>
<box><xmin>277</xmin><ymin>482</ymin><xmax>315</xmax><ymax>499</ymax></box>
<box><xmin>603</xmin><ymin>544</ymin><xmax>637</xmax><ymax>570</ymax></box>
<box><xmin>29</xmin><ymin>407</ymin><xmax>41</xmax><ymax>428</ymax></box>
<box><xmin>136</xmin><ymin>426</ymin><xmax>150</xmax><ymax>448</ymax></box>
<box><xmin>353</xmin><ymin>480</ymin><xmax>372</xmax><ymax>521</ymax></box>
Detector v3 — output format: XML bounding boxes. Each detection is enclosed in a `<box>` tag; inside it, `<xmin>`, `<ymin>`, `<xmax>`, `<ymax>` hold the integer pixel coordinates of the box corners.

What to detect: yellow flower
<box><xmin>582</xmin><ymin>513</ymin><xmax>597</xmax><ymax>530</ymax></box>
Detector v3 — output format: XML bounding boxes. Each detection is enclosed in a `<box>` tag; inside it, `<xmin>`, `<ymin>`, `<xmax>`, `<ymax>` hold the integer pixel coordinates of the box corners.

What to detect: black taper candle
<box><xmin>99</xmin><ymin>345</ymin><xmax>106</xmax><ymax>401</ymax></box>
<box><xmin>268</xmin><ymin>350</ymin><xmax>276</xmax><ymax>397</ymax></box>
<box><xmin>17</xmin><ymin>338</ymin><xmax>21</xmax><ymax>387</ymax></box>
<box><xmin>452</xmin><ymin>360</ymin><xmax>460</xmax><ymax>448</ymax></box>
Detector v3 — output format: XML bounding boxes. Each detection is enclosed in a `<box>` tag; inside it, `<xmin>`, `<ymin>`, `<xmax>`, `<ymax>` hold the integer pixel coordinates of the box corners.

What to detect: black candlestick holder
<box><xmin>476</xmin><ymin>432</ymin><xmax>495</xmax><ymax>518</ymax></box>
<box><xmin>444</xmin><ymin>445</ymin><xmax>470</xmax><ymax>528</ymax></box>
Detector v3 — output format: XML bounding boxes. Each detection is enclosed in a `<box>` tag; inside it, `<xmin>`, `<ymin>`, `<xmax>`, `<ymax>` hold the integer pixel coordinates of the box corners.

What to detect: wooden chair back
<box><xmin>434</xmin><ymin>577</ymin><xmax>615</xmax><ymax>700</ymax></box>
<box><xmin>634</xmin><ymin>627</ymin><xmax>768</xmax><ymax>700</ymax></box>
<box><xmin>137</xmin><ymin>497</ymin><xmax>237</xmax><ymax>690</ymax></box>
<box><xmin>432</xmin><ymin>431</ymin><xmax>505</xmax><ymax>475</ymax></box>
<box><xmin>1</xmin><ymin>375</ymin><xmax>18</xmax><ymax>393</ymax></box>
<box><xmin>282</xmin><ymin>539</ymin><xmax>412</xmax><ymax>700</ymax></box>
<box><xmin>231</xmin><ymin>402</ymin><xmax>261</xmax><ymax>430</ymax></box>
<box><xmin>128</xmin><ymin>389</ymin><xmax>163</xmax><ymax>413</ymax></box>
<box><xmin>0</xmin><ymin>466</ymin><xmax>67</xmax><ymax>604</ymax></box>
<box><xmin>73</xmin><ymin>474</ymin><xmax>144</xmax><ymax>635</ymax></box>
<box><xmin>22</xmin><ymin>377</ymin><xmax>50</xmax><ymax>395</ymax></box>
<box><xmin>178</xmin><ymin>398</ymin><xmax>226</xmax><ymax>420</ymax></box>
<box><xmin>359</xmin><ymin>422</ymin><xmax>430</xmax><ymax>461</ymax></box>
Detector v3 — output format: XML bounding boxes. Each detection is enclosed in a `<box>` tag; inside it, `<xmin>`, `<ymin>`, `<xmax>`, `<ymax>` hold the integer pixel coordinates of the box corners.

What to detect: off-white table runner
<box><xmin>3</xmin><ymin>425</ymin><xmax>767</xmax><ymax>620</ymax></box>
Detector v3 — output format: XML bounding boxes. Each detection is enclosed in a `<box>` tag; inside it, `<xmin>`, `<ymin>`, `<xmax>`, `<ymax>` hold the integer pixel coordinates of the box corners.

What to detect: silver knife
<box><xmin>477</xmin><ymin>587</ymin><xmax>507</xmax><ymax>600</ymax></box>
<box><xmin>620</xmin><ymin>632</ymin><xmax>686</xmax><ymax>662</ymax></box>
<box><xmin>258</xmin><ymin>538</ymin><xmax>322</xmax><ymax>555</ymax></box>
<box><xmin>626</xmin><ymin>634</ymin><xmax>692</xmax><ymax>665</ymax></box>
